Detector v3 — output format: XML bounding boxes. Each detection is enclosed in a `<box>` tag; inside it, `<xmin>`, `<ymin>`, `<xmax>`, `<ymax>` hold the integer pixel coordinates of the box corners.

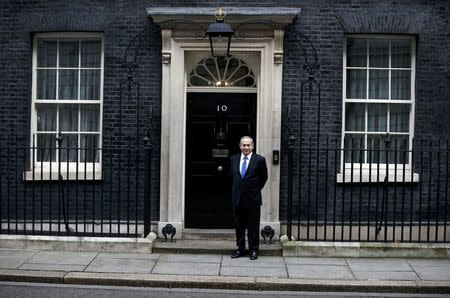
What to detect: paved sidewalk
<box><xmin>0</xmin><ymin>248</ymin><xmax>449</xmax><ymax>293</ymax></box>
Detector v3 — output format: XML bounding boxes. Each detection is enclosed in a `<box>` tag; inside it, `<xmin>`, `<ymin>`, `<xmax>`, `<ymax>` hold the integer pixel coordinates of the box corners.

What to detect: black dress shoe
<box><xmin>231</xmin><ymin>250</ymin><xmax>244</xmax><ymax>258</ymax></box>
<box><xmin>249</xmin><ymin>251</ymin><xmax>258</xmax><ymax>260</ymax></box>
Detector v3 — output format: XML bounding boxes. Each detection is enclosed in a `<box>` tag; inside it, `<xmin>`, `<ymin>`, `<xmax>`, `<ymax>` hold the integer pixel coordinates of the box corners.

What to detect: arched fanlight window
<box><xmin>188</xmin><ymin>56</ymin><xmax>256</xmax><ymax>88</ymax></box>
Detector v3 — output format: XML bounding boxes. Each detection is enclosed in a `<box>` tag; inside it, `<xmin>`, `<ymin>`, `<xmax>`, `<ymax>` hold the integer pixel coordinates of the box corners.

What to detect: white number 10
<box><xmin>217</xmin><ymin>105</ymin><xmax>228</xmax><ymax>112</ymax></box>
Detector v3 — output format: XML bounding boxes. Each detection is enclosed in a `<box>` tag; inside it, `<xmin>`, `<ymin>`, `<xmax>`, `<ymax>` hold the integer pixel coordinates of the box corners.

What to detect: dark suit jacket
<box><xmin>230</xmin><ymin>153</ymin><xmax>268</xmax><ymax>207</ymax></box>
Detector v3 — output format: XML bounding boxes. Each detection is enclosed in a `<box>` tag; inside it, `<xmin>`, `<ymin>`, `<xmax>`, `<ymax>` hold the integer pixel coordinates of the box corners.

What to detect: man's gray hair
<box><xmin>239</xmin><ymin>136</ymin><xmax>254</xmax><ymax>145</ymax></box>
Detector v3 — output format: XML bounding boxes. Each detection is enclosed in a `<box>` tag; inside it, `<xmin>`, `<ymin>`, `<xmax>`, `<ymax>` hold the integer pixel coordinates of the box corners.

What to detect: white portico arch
<box><xmin>147</xmin><ymin>7</ymin><xmax>300</xmax><ymax>239</ymax></box>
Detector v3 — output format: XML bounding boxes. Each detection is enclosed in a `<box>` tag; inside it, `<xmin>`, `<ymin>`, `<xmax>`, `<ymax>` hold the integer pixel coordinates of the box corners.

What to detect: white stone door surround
<box><xmin>147</xmin><ymin>7</ymin><xmax>300</xmax><ymax>239</ymax></box>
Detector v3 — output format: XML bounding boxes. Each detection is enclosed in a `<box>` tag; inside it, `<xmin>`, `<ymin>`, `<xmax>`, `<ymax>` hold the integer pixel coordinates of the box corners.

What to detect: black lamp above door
<box><xmin>206</xmin><ymin>8</ymin><xmax>234</xmax><ymax>57</ymax></box>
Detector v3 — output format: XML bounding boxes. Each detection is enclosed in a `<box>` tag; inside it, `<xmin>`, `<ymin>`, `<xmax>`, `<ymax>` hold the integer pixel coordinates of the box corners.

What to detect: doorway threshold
<box><xmin>182</xmin><ymin>228</ymin><xmax>235</xmax><ymax>240</ymax></box>
<box><xmin>153</xmin><ymin>228</ymin><xmax>281</xmax><ymax>255</ymax></box>
<box><xmin>153</xmin><ymin>238</ymin><xmax>282</xmax><ymax>255</ymax></box>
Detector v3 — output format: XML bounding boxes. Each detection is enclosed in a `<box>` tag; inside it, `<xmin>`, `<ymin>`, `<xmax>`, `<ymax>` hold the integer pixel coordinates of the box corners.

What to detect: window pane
<box><xmin>369</xmin><ymin>70</ymin><xmax>389</xmax><ymax>99</ymax></box>
<box><xmin>36</xmin><ymin>70</ymin><xmax>56</xmax><ymax>99</ymax></box>
<box><xmin>59</xmin><ymin>70</ymin><xmax>78</xmax><ymax>100</ymax></box>
<box><xmin>80</xmin><ymin>134</ymin><xmax>99</xmax><ymax>162</ymax></box>
<box><xmin>346</xmin><ymin>69</ymin><xmax>366</xmax><ymax>99</ymax></box>
<box><xmin>81</xmin><ymin>40</ymin><xmax>101</xmax><ymax>67</ymax></box>
<box><xmin>389</xmin><ymin>135</ymin><xmax>409</xmax><ymax>164</ymax></box>
<box><xmin>225</xmin><ymin>56</ymin><xmax>239</xmax><ymax>78</ymax></box>
<box><xmin>344</xmin><ymin>134</ymin><xmax>365</xmax><ymax>163</ymax></box>
<box><xmin>80</xmin><ymin>105</ymin><xmax>100</xmax><ymax>131</ymax></box>
<box><xmin>37</xmin><ymin>39</ymin><xmax>57</xmax><ymax>67</ymax></box>
<box><xmin>345</xmin><ymin>103</ymin><xmax>365</xmax><ymax>131</ymax></box>
<box><xmin>230</xmin><ymin>64</ymin><xmax>253</xmax><ymax>87</ymax></box>
<box><xmin>392</xmin><ymin>39</ymin><xmax>411</xmax><ymax>68</ymax></box>
<box><xmin>36</xmin><ymin>104</ymin><xmax>57</xmax><ymax>131</ymax></box>
<box><xmin>80</xmin><ymin>104</ymin><xmax>100</xmax><ymax>132</ymax></box>
<box><xmin>391</xmin><ymin>70</ymin><xmax>411</xmax><ymax>100</ymax></box>
<box><xmin>367</xmin><ymin>134</ymin><xmax>387</xmax><ymax>164</ymax></box>
<box><xmin>59</xmin><ymin>40</ymin><xmax>79</xmax><ymax>67</ymax></box>
<box><xmin>60</xmin><ymin>134</ymin><xmax>78</xmax><ymax>162</ymax></box>
<box><xmin>189</xmin><ymin>75</ymin><xmax>209</xmax><ymax>87</ymax></box>
<box><xmin>204</xmin><ymin>57</ymin><xmax>217</xmax><ymax>78</ymax></box>
<box><xmin>80</xmin><ymin>70</ymin><xmax>100</xmax><ymax>100</ymax></box>
<box><xmin>346</xmin><ymin>38</ymin><xmax>366</xmax><ymax>67</ymax></box>
<box><xmin>195</xmin><ymin>65</ymin><xmax>212</xmax><ymax>82</ymax></box>
<box><xmin>368</xmin><ymin>103</ymin><xmax>387</xmax><ymax>132</ymax></box>
<box><xmin>59</xmin><ymin>104</ymin><xmax>78</xmax><ymax>132</ymax></box>
<box><xmin>233</xmin><ymin>76</ymin><xmax>255</xmax><ymax>87</ymax></box>
<box><xmin>36</xmin><ymin>134</ymin><xmax>56</xmax><ymax>162</ymax></box>
<box><xmin>390</xmin><ymin>104</ymin><xmax>410</xmax><ymax>132</ymax></box>
<box><xmin>369</xmin><ymin>39</ymin><xmax>389</xmax><ymax>67</ymax></box>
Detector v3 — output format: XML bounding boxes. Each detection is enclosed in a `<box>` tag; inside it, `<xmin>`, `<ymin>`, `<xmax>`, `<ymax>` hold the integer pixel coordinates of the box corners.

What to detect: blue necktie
<box><xmin>241</xmin><ymin>156</ymin><xmax>247</xmax><ymax>177</ymax></box>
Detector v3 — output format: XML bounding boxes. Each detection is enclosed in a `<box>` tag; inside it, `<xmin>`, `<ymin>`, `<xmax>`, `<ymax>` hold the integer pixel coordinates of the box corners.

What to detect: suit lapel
<box><xmin>234</xmin><ymin>155</ymin><xmax>242</xmax><ymax>178</ymax></box>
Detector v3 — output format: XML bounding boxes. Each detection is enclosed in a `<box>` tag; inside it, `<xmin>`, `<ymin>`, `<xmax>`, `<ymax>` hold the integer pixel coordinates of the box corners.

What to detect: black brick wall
<box><xmin>0</xmin><ymin>1</ymin><xmax>449</xmax><ymax>228</ymax></box>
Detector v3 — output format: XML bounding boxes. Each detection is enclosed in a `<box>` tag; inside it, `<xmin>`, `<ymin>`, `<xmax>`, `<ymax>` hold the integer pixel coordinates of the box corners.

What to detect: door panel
<box><xmin>185</xmin><ymin>92</ymin><xmax>256</xmax><ymax>228</ymax></box>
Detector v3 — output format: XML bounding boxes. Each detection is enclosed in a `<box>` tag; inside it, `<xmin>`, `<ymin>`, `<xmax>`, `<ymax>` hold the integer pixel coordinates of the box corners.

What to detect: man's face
<box><xmin>239</xmin><ymin>138</ymin><xmax>254</xmax><ymax>156</ymax></box>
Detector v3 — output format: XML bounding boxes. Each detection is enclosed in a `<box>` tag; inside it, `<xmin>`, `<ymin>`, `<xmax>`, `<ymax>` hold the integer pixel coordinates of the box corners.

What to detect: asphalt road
<box><xmin>0</xmin><ymin>282</ymin><xmax>448</xmax><ymax>298</ymax></box>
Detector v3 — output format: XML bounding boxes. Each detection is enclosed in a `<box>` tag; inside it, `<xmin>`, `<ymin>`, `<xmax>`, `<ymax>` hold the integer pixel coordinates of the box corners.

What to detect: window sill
<box><xmin>24</xmin><ymin>170</ymin><xmax>102</xmax><ymax>181</ymax></box>
<box><xmin>337</xmin><ymin>171</ymin><xmax>419</xmax><ymax>183</ymax></box>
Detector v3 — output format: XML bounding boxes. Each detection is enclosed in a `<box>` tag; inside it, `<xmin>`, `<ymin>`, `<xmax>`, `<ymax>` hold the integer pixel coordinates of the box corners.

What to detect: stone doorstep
<box><xmin>155</xmin><ymin>228</ymin><xmax>282</xmax><ymax>255</ymax></box>
<box><xmin>182</xmin><ymin>229</ymin><xmax>236</xmax><ymax>241</ymax></box>
<box><xmin>152</xmin><ymin>239</ymin><xmax>283</xmax><ymax>256</ymax></box>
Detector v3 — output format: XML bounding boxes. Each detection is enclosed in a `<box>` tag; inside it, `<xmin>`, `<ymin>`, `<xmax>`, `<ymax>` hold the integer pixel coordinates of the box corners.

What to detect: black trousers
<box><xmin>233</xmin><ymin>200</ymin><xmax>261</xmax><ymax>252</ymax></box>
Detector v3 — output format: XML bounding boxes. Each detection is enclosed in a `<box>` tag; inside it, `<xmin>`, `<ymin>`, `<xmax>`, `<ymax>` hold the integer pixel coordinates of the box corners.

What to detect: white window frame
<box><xmin>339</xmin><ymin>34</ymin><xmax>417</xmax><ymax>183</ymax></box>
<box><xmin>27</xmin><ymin>32</ymin><xmax>104</xmax><ymax>180</ymax></box>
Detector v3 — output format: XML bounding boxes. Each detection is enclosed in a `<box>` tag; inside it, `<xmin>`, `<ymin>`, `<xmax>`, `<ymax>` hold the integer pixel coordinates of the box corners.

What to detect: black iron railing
<box><xmin>286</xmin><ymin>136</ymin><xmax>450</xmax><ymax>243</ymax></box>
<box><xmin>0</xmin><ymin>141</ymin><xmax>154</xmax><ymax>237</ymax></box>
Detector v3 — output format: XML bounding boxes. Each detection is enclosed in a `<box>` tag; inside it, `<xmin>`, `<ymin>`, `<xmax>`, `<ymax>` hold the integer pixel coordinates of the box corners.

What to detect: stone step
<box><xmin>152</xmin><ymin>239</ymin><xmax>282</xmax><ymax>256</ymax></box>
<box><xmin>181</xmin><ymin>229</ymin><xmax>236</xmax><ymax>241</ymax></box>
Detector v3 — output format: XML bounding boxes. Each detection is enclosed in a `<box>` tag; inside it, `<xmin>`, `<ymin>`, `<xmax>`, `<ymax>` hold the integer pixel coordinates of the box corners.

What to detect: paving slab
<box><xmin>353</xmin><ymin>271</ymin><xmax>420</xmax><ymax>280</ymax></box>
<box><xmin>221</xmin><ymin>266</ymin><xmax>287</xmax><ymax>278</ymax></box>
<box><xmin>85</xmin><ymin>258</ymin><xmax>156</xmax><ymax>274</ymax></box>
<box><xmin>221</xmin><ymin>256</ymin><xmax>285</xmax><ymax>267</ymax></box>
<box><xmin>345</xmin><ymin>258</ymin><xmax>412</xmax><ymax>272</ymax></box>
<box><xmin>287</xmin><ymin>265</ymin><xmax>355</xmax><ymax>280</ymax></box>
<box><xmin>26</xmin><ymin>251</ymin><xmax>98</xmax><ymax>265</ymax></box>
<box><xmin>0</xmin><ymin>249</ymin><xmax>38</xmax><ymax>258</ymax></box>
<box><xmin>0</xmin><ymin>249</ymin><xmax>38</xmax><ymax>269</ymax></box>
<box><xmin>414</xmin><ymin>266</ymin><xmax>450</xmax><ymax>281</ymax></box>
<box><xmin>0</xmin><ymin>260</ymin><xmax>27</xmax><ymax>269</ymax></box>
<box><xmin>157</xmin><ymin>254</ymin><xmax>221</xmax><ymax>263</ymax></box>
<box><xmin>18</xmin><ymin>263</ymin><xmax>86</xmax><ymax>272</ymax></box>
<box><xmin>152</xmin><ymin>261</ymin><xmax>220</xmax><ymax>276</ymax></box>
<box><xmin>284</xmin><ymin>257</ymin><xmax>346</xmax><ymax>266</ymax></box>
<box><xmin>407</xmin><ymin>259</ymin><xmax>450</xmax><ymax>267</ymax></box>
<box><xmin>96</xmin><ymin>252</ymin><xmax>159</xmax><ymax>260</ymax></box>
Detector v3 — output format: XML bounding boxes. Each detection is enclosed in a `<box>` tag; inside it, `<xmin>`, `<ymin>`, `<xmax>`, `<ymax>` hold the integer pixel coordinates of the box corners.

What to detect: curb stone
<box><xmin>256</xmin><ymin>278</ymin><xmax>450</xmax><ymax>294</ymax></box>
<box><xmin>2</xmin><ymin>271</ymin><xmax>448</xmax><ymax>294</ymax></box>
<box><xmin>64</xmin><ymin>273</ymin><xmax>258</xmax><ymax>289</ymax></box>
<box><xmin>0</xmin><ymin>269</ymin><xmax>65</xmax><ymax>283</ymax></box>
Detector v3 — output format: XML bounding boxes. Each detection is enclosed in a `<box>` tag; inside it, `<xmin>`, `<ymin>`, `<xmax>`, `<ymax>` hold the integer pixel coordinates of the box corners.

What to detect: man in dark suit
<box><xmin>230</xmin><ymin>136</ymin><xmax>268</xmax><ymax>260</ymax></box>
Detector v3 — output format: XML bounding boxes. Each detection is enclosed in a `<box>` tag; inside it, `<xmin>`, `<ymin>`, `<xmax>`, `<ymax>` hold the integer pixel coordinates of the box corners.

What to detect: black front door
<box><xmin>185</xmin><ymin>92</ymin><xmax>257</xmax><ymax>228</ymax></box>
